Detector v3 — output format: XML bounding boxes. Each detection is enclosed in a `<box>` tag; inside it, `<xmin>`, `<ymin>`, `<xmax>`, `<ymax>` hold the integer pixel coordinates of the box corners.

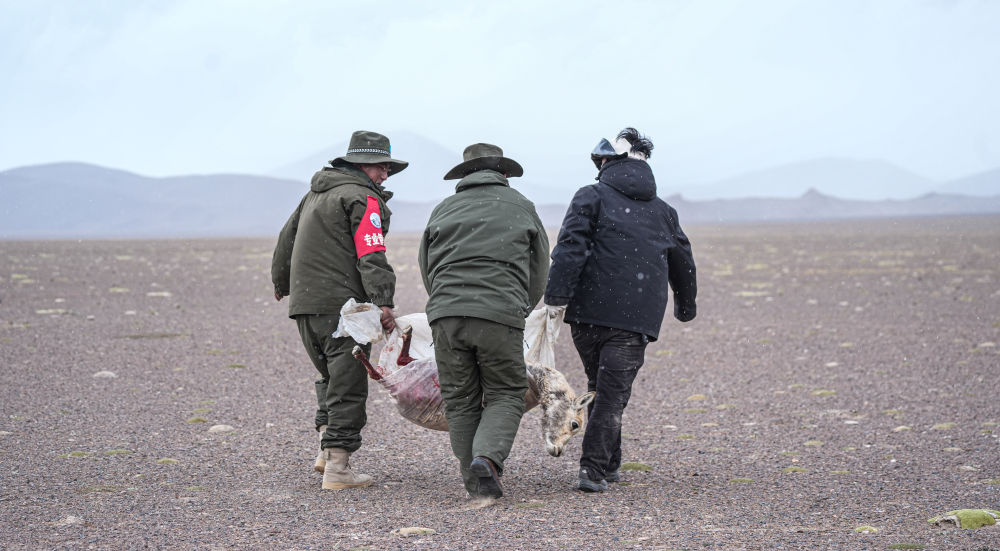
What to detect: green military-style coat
<box><xmin>272</xmin><ymin>164</ymin><xmax>396</xmax><ymax>317</ymax></box>
<box><xmin>418</xmin><ymin>170</ymin><xmax>549</xmax><ymax>329</ymax></box>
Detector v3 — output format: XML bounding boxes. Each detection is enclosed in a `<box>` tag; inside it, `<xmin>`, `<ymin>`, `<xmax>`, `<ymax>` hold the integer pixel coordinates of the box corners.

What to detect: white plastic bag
<box><xmin>523</xmin><ymin>306</ymin><xmax>564</xmax><ymax>368</ymax></box>
<box><xmin>342</xmin><ymin>303</ymin><xmax>561</xmax><ymax>431</ymax></box>
<box><xmin>331</xmin><ymin>298</ymin><xmax>385</xmax><ymax>344</ymax></box>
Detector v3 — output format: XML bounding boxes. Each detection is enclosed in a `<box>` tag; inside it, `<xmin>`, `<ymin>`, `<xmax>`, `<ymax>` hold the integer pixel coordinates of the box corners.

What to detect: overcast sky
<box><xmin>2</xmin><ymin>0</ymin><xmax>999</xmax><ymax>190</ymax></box>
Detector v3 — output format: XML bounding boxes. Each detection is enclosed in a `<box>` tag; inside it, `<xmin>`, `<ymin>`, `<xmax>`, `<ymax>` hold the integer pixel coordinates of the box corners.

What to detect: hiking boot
<box><xmin>469</xmin><ymin>456</ymin><xmax>503</xmax><ymax>498</ymax></box>
<box><xmin>605</xmin><ymin>469</ymin><xmax>620</xmax><ymax>483</ymax></box>
<box><xmin>321</xmin><ymin>448</ymin><xmax>372</xmax><ymax>490</ymax></box>
<box><xmin>313</xmin><ymin>425</ymin><xmax>327</xmax><ymax>473</ymax></box>
<box><xmin>577</xmin><ymin>467</ymin><xmax>608</xmax><ymax>493</ymax></box>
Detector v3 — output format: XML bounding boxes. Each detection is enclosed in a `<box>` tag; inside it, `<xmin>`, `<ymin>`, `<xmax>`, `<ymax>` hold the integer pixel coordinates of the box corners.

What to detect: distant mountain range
<box><xmin>2</xmin><ymin>160</ymin><xmax>999</xmax><ymax>239</ymax></box>
<box><xmin>676</xmin><ymin>158</ymin><xmax>935</xmax><ymax>200</ymax></box>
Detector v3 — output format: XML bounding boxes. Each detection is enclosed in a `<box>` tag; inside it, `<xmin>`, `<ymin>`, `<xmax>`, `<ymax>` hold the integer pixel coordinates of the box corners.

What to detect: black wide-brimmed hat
<box><xmin>330</xmin><ymin>130</ymin><xmax>408</xmax><ymax>175</ymax></box>
<box><xmin>443</xmin><ymin>143</ymin><xmax>523</xmax><ymax>180</ymax></box>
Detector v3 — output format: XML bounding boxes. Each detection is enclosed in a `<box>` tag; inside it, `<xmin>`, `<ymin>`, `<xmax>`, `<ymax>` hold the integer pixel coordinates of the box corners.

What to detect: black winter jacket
<box><xmin>544</xmin><ymin>158</ymin><xmax>697</xmax><ymax>340</ymax></box>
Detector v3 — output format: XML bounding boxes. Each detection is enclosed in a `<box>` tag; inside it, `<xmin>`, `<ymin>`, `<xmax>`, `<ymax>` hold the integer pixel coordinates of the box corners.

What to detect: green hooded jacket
<box><xmin>272</xmin><ymin>164</ymin><xmax>395</xmax><ymax>317</ymax></box>
<box><xmin>418</xmin><ymin>170</ymin><xmax>550</xmax><ymax>329</ymax></box>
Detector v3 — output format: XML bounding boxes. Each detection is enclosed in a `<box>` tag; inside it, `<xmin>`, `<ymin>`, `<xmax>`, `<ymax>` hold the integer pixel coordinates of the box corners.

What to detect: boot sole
<box><xmin>469</xmin><ymin>459</ymin><xmax>503</xmax><ymax>498</ymax></box>
<box><xmin>314</xmin><ymin>459</ymin><xmax>326</xmax><ymax>473</ymax></box>
<box><xmin>576</xmin><ymin>476</ymin><xmax>608</xmax><ymax>492</ymax></box>
<box><xmin>322</xmin><ymin>479</ymin><xmax>373</xmax><ymax>490</ymax></box>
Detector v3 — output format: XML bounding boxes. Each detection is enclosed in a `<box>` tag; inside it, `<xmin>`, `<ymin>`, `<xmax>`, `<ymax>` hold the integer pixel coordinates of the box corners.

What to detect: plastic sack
<box><xmin>345</xmin><ymin>303</ymin><xmax>559</xmax><ymax>431</ymax></box>
<box><xmin>374</xmin><ymin>313</ymin><xmax>447</xmax><ymax>430</ymax></box>
<box><xmin>379</xmin><ymin>357</ymin><xmax>448</xmax><ymax>430</ymax></box>
<box><xmin>331</xmin><ymin>298</ymin><xmax>384</xmax><ymax>344</ymax></box>
<box><xmin>523</xmin><ymin>307</ymin><xmax>565</xmax><ymax>368</ymax></box>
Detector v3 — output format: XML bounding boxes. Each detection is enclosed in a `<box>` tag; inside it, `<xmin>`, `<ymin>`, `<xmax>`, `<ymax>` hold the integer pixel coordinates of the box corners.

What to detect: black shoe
<box><xmin>470</xmin><ymin>456</ymin><xmax>503</xmax><ymax>498</ymax></box>
<box><xmin>576</xmin><ymin>467</ymin><xmax>608</xmax><ymax>493</ymax></box>
<box><xmin>605</xmin><ymin>469</ymin><xmax>620</xmax><ymax>483</ymax></box>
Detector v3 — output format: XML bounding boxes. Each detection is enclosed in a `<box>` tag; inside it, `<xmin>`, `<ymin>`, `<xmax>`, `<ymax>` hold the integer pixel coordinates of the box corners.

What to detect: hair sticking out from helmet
<box><xmin>616</xmin><ymin>127</ymin><xmax>654</xmax><ymax>160</ymax></box>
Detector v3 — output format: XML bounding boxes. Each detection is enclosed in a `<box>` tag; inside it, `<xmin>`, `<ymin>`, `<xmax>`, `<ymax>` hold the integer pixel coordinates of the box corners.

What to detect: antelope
<box><xmin>353</xmin><ymin>313</ymin><xmax>595</xmax><ymax>457</ymax></box>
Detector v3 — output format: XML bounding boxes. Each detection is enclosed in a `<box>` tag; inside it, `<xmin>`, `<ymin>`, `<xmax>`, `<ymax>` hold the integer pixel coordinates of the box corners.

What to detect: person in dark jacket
<box><xmin>419</xmin><ymin>143</ymin><xmax>550</xmax><ymax>499</ymax></box>
<box><xmin>271</xmin><ymin>130</ymin><xmax>406</xmax><ymax>490</ymax></box>
<box><xmin>544</xmin><ymin>127</ymin><xmax>697</xmax><ymax>492</ymax></box>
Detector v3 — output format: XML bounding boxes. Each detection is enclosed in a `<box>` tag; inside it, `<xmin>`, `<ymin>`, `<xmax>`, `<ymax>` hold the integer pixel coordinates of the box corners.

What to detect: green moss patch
<box><xmin>62</xmin><ymin>451</ymin><xmax>94</xmax><ymax>458</ymax></box>
<box><xmin>854</xmin><ymin>525</ymin><xmax>878</xmax><ymax>533</ymax></box>
<box><xmin>620</xmin><ymin>462</ymin><xmax>652</xmax><ymax>472</ymax></box>
<box><xmin>810</xmin><ymin>389</ymin><xmax>836</xmax><ymax>397</ymax></box>
<box><xmin>104</xmin><ymin>449</ymin><xmax>132</xmax><ymax>455</ymax></box>
<box><xmin>928</xmin><ymin>509</ymin><xmax>1000</xmax><ymax>529</ymax></box>
<box><xmin>224</xmin><ymin>363</ymin><xmax>246</xmax><ymax>369</ymax></box>
<box><xmin>782</xmin><ymin>466</ymin><xmax>808</xmax><ymax>474</ymax></box>
<box><xmin>186</xmin><ymin>417</ymin><xmax>209</xmax><ymax>423</ymax></box>
<box><xmin>729</xmin><ymin>478</ymin><xmax>754</xmax><ymax>484</ymax></box>
<box><xmin>156</xmin><ymin>458</ymin><xmax>179</xmax><ymax>465</ymax></box>
<box><xmin>887</xmin><ymin>544</ymin><xmax>926</xmax><ymax>550</ymax></box>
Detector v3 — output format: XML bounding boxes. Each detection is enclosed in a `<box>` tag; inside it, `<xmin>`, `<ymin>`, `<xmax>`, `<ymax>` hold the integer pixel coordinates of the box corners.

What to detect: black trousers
<box><xmin>570</xmin><ymin>323</ymin><xmax>649</xmax><ymax>481</ymax></box>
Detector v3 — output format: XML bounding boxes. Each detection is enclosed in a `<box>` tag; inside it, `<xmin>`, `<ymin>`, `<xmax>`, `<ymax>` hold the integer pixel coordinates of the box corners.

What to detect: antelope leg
<box><xmin>397</xmin><ymin>325</ymin><xmax>415</xmax><ymax>366</ymax></box>
<box><xmin>353</xmin><ymin>345</ymin><xmax>382</xmax><ymax>381</ymax></box>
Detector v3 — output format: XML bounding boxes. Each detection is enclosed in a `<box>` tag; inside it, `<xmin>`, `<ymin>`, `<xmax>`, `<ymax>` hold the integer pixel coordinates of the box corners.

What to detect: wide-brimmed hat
<box><xmin>443</xmin><ymin>143</ymin><xmax>523</xmax><ymax>180</ymax></box>
<box><xmin>330</xmin><ymin>130</ymin><xmax>408</xmax><ymax>175</ymax></box>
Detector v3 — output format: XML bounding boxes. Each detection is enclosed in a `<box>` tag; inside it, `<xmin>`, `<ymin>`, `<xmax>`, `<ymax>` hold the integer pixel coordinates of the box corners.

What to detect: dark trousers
<box><xmin>295</xmin><ymin>314</ymin><xmax>371</xmax><ymax>452</ymax></box>
<box><xmin>431</xmin><ymin>316</ymin><xmax>529</xmax><ymax>494</ymax></box>
<box><xmin>570</xmin><ymin>322</ymin><xmax>649</xmax><ymax>481</ymax></box>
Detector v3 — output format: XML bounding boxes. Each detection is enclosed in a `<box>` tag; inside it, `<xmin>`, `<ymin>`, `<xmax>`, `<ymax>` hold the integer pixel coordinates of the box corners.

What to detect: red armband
<box><xmin>353</xmin><ymin>196</ymin><xmax>386</xmax><ymax>259</ymax></box>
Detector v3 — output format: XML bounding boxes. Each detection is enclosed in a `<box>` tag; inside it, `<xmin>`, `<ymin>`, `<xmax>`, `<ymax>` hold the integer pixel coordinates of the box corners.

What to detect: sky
<box><xmin>2</xmin><ymin>0</ymin><xmax>999</xmax><ymax>193</ymax></box>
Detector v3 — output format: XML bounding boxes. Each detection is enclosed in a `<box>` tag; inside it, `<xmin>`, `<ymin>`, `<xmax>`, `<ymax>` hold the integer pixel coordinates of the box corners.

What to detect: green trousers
<box><xmin>295</xmin><ymin>314</ymin><xmax>370</xmax><ymax>452</ymax></box>
<box><xmin>430</xmin><ymin>316</ymin><xmax>528</xmax><ymax>494</ymax></box>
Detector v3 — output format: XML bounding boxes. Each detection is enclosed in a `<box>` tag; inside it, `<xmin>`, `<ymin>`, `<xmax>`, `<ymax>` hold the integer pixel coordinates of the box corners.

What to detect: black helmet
<box><xmin>590</xmin><ymin>138</ymin><xmax>627</xmax><ymax>169</ymax></box>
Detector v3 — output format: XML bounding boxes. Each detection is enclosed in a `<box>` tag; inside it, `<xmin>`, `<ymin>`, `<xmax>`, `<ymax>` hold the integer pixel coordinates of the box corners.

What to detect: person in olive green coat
<box><xmin>272</xmin><ymin>130</ymin><xmax>406</xmax><ymax>490</ymax></box>
<box><xmin>418</xmin><ymin>143</ymin><xmax>550</xmax><ymax>498</ymax></box>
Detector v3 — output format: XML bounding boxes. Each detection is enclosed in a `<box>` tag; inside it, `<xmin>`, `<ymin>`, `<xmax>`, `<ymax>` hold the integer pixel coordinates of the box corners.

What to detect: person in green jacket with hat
<box><xmin>418</xmin><ymin>143</ymin><xmax>550</xmax><ymax>499</ymax></box>
<box><xmin>271</xmin><ymin>130</ymin><xmax>406</xmax><ymax>490</ymax></box>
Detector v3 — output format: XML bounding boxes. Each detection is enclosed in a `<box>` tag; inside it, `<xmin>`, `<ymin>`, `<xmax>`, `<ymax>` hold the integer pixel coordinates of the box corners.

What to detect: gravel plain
<box><xmin>2</xmin><ymin>215</ymin><xmax>999</xmax><ymax>550</ymax></box>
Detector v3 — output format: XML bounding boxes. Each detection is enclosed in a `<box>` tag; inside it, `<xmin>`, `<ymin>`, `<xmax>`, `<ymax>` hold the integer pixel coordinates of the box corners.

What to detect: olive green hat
<box><xmin>330</xmin><ymin>130</ymin><xmax>408</xmax><ymax>175</ymax></box>
<box><xmin>443</xmin><ymin>143</ymin><xmax>523</xmax><ymax>180</ymax></box>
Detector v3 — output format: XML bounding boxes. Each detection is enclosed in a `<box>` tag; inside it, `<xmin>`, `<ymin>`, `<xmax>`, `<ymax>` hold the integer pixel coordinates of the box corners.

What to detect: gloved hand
<box><xmin>544</xmin><ymin>304</ymin><xmax>567</xmax><ymax>320</ymax></box>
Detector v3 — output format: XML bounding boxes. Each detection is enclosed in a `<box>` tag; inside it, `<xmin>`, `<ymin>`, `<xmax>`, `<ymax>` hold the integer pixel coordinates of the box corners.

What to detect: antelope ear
<box><xmin>575</xmin><ymin>391</ymin><xmax>596</xmax><ymax>409</ymax></box>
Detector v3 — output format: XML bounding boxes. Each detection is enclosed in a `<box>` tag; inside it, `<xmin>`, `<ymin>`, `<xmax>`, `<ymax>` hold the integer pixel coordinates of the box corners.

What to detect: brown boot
<box><xmin>313</xmin><ymin>425</ymin><xmax>327</xmax><ymax>473</ymax></box>
<box><xmin>321</xmin><ymin>448</ymin><xmax>372</xmax><ymax>490</ymax></box>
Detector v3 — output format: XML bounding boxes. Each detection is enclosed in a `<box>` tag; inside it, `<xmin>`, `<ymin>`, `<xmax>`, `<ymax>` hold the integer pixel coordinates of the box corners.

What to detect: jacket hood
<box><xmin>597</xmin><ymin>158</ymin><xmax>656</xmax><ymax>201</ymax></box>
<box><xmin>455</xmin><ymin>169</ymin><xmax>510</xmax><ymax>192</ymax></box>
<box><xmin>311</xmin><ymin>165</ymin><xmax>393</xmax><ymax>201</ymax></box>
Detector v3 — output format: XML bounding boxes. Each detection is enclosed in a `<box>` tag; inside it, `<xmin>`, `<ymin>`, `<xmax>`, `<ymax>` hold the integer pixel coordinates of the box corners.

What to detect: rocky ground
<box><xmin>1</xmin><ymin>215</ymin><xmax>999</xmax><ymax>550</ymax></box>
